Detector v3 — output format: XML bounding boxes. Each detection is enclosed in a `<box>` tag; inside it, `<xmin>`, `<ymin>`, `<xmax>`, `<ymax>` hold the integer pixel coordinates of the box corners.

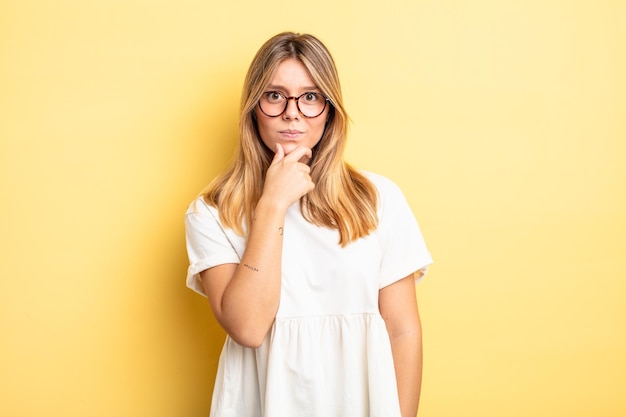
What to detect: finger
<box><xmin>298</xmin><ymin>153</ymin><xmax>312</xmax><ymax>164</ymax></box>
<box><xmin>283</xmin><ymin>146</ymin><xmax>312</xmax><ymax>163</ymax></box>
<box><xmin>296</xmin><ymin>161</ymin><xmax>311</xmax><ymax>173</ymax></box>
<box><xmin>272</xmin><ymin>143</ymin><xmax>285</xmax><ymax>164</ymax></box>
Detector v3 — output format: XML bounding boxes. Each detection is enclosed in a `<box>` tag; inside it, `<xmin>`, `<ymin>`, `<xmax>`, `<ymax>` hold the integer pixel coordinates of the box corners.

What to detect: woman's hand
<box><xmin>261</xmin><ymin>144</ymin><xmax>315</xmax><ymax>210</ymax></box>
<box><xmin>201</xmin><ymin>144</ymin><xmax>313</xmax><ymax>348</ymax></box>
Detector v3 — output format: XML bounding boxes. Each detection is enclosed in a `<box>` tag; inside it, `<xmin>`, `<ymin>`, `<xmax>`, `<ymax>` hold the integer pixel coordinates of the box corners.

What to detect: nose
<box><xmin>282</xmin><ymin>97</ymin><xmax>300</xmax><ymax>119</ymax></box>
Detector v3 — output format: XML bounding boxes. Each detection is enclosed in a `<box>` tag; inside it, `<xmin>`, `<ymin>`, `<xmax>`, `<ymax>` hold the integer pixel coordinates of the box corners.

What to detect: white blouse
<box><xmin>185</xmin><ymin>172</ymin><xmax>432</xmax><ymax>417</ymax></box>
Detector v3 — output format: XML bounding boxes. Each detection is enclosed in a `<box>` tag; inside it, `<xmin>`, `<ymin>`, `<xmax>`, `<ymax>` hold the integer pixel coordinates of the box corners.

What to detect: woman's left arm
<box><xmin>379</xmin><ymin>272</ymin><xmax>424</xmax><ymax>417</ymax></box>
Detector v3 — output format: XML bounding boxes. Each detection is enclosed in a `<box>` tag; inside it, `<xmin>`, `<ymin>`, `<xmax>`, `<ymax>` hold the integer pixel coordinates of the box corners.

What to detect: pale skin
<box><xmin>200</xmin><ymin>143</ymin><xmax>313</xmax><ymax>347</ymax></box>
<box><xmin>380</xmin><ymin>272</ymin><xmax>425</xmax><ymax>417</ymax></box>
<box><xmin>200</xmin><ymin>58</ymin><xmax>423</xmax><ymax>416</ymax></box>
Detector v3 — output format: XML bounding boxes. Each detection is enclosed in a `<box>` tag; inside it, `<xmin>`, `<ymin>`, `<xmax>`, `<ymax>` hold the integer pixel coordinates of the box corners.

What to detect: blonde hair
<box><xmin>202</xmin><ymin>32</ymin><xmax>378</xmax><ymax>246</ymax></box>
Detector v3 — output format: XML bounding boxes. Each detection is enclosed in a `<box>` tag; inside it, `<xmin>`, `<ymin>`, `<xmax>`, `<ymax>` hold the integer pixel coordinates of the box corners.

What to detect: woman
<box><xmin>185</xmin><ymin>32</ymin><xmax>432</xmax><ymax>417</ymax></box>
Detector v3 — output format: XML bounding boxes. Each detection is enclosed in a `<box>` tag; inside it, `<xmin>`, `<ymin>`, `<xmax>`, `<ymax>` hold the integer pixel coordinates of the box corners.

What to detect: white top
<box><xmin>185</xmin><ymin>172</ymin><xmax>433</xmax><ymax>417</ymax></box>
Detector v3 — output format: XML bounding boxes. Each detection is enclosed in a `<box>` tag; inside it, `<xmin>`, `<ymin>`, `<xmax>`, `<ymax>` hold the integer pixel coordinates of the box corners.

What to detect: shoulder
<box><xmin>185</xmin><ymin>196</ymin><xmax>221</xmax><ymax>231</ymax></box>
<box><xmin>186</xmin><ymin>196</ymin><xmax>213</xmax><ymax>216</ymax></box>
<box><xmin>360</xmin><ymin>171</ymin><xmax>407</xmax><ymax>201</ymax></box>
<box><xmin>358</xmin><ymin>171</ymin><xmax>415</xmax><ymax>223</ymax></box>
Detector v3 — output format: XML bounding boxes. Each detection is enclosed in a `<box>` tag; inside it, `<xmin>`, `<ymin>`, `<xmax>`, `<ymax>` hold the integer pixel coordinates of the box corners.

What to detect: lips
<box><xmin>279</xmin><ymin>129</ymin><xmax>303</xmax><ymax>138</ymax></box>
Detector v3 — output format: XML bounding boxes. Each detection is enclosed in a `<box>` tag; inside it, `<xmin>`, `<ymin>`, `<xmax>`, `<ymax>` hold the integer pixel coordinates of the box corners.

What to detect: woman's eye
<box><xmin>267</xmin><ymin>92</ymin><xmax>283</xmax><ymax>101</ymax></box>
<box><xmin>303</xmin><ymin>93</ymin><xmax>319</xmax><ymax>102</ymax></box>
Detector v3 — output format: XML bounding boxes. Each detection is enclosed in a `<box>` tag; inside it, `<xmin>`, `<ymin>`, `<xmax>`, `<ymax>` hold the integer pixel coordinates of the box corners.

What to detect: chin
<box><xmin>281</xmin><ymin>143</ymin><xmax>299</xmax><ymax>155</ymax></box>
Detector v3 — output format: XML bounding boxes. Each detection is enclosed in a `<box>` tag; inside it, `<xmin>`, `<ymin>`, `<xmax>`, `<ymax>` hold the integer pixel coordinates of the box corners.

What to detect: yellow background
<box><xmin>1</xmin><ymin>1</ymin><xmax>624</xmax><ymax>416</ymax></box>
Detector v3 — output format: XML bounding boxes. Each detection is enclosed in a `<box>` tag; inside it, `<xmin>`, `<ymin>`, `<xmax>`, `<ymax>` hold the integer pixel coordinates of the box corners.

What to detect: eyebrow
<box><xmin>266</xmin><ymin>84</ymin><xmax>321</xmax><ymax>92</ymax></box>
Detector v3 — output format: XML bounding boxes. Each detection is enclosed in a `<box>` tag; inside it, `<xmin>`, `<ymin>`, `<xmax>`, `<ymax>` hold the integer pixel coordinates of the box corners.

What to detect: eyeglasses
<box><xmin>258</xmin><ymin>91</ymin><xmax>329</xmax><ymax>118</ymax></box>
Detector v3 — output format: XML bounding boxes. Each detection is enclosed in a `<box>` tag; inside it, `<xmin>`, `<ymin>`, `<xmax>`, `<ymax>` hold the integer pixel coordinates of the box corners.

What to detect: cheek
<box><xmin>254</xmin><ymin>112</ymin><xmax>272</xmax><ymax>141</ymax></box>
<box><xmin>313</xmin><ymin>117</ymin><xmax>329</xmax><ymax>136</ymax></box>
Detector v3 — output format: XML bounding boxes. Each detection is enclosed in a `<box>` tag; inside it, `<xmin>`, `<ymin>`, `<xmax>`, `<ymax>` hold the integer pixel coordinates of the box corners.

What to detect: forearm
<box><xmin>208</xmin><ymin>145</ymin><xmax>314</xmax><ymax>347</ymax></box>
<box><xmin>220</xmin><ymin>198</ymin><xmax>286</xmax><ymax>346</ymax></box>
<box><xmin>390</xmin><ymin>329</ymin><xmax>423</xmax><ymax>417</ymax></box>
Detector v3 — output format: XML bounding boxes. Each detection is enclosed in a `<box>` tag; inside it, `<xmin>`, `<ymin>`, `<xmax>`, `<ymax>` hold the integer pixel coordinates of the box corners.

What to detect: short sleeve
<box><xmin>371</xmin><ymin>174</ymin><xmax>433</xmax><ymax>288</ymax></box>
<box><xmin>184</xmin><ymin>198</ymin><xmax>242</xmax><ymax>297</ymax></box>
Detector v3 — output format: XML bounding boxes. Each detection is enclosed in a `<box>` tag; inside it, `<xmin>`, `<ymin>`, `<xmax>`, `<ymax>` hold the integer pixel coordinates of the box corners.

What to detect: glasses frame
<box><xmin>258</xmin><ymin>91</ymin><xmax>330</xmax><ymax>118</ymax></box>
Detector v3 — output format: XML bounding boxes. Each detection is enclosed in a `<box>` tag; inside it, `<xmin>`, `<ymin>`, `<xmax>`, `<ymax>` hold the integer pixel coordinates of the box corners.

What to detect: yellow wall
<box><xmin>1</xmin><ymin>1</ymin><xmax>624</xmax><ymax>416</ymax></box>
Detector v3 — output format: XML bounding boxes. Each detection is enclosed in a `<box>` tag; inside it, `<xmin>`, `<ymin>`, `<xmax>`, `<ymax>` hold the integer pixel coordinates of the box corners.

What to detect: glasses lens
<box><xmin>259</xmin><ymin>92</ymin><xmax>286</xmax><ymax>117</ymax></box>
<box><xmin>298</xmin><ymin>93</ymin><xmax>326</xmax><ymax>117</ymax></box>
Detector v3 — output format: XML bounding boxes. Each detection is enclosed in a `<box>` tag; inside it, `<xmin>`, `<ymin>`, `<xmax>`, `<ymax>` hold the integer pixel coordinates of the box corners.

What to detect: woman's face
<box><xmin>254</xmin><ymin>58</ymin><xmax>330</xmax><ymax>156</ymax></box>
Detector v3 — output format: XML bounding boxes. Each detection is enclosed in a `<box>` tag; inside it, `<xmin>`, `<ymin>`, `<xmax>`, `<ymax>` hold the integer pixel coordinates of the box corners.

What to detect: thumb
<box><xmin>272</xmin><ymin>143</ymin><xmax>285</xmax><ymax>164</ymax></box>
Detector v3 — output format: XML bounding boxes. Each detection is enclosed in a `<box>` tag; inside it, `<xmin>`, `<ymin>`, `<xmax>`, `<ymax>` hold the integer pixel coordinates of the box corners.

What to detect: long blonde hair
<box><xmin>202</xmin><ymin>32</ymin><xmax>378</xmax><ymax>246</ymax></box>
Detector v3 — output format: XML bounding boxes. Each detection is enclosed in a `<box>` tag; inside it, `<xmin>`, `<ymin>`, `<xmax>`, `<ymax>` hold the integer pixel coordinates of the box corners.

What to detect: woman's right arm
<box><xmin>199</xmin><ymin>145</ymin><xmax>313</xmax><ymax>348</ymax></box>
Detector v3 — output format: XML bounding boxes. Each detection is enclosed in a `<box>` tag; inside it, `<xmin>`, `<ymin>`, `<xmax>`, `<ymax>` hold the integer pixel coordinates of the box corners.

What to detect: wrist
<box><xmin>255</xmin><ymin>196</ymin><xmax>290</xmax><ymax>219</ymax></box>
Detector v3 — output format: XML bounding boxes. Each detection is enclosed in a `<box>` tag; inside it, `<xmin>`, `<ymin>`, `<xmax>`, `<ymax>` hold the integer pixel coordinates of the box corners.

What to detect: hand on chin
<box><xmin>275</xmin><ymin>143</ymin><xmax>312</xmax><ymax>164</ymax></box>
<box><xmin>279</xmin><ymin>142</ymin><xmax>299</xmax><ymax>156</ymax></box>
